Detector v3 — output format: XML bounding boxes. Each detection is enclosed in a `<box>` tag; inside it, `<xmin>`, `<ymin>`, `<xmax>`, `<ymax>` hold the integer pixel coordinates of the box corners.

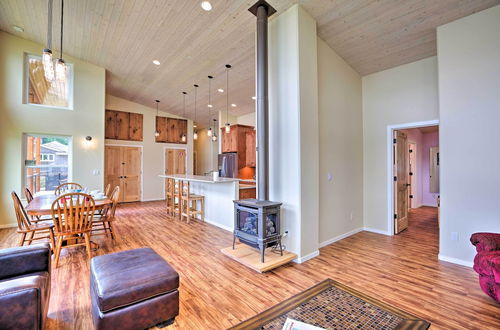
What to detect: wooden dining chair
<box><xmin>11</xmin><ymin>191</ymin><xmax>55</xmax><ymax>249</ymax></box>
<box><xmin>95</xmin><ymin>184</ymin><xmax>112</xmax><ymax>218</ymax></box>
<box><xmin>54</xmin><ymin>182</ymin><xmax>83</xmax><ymax>195</ymax></box>
<box><xmin>51</xmin><ymin>193</ymin><xmax>95</xmax><ymax>267</ymax></box>
<box><xmin>180</xmin><ymin>181</ymin><xmax>205</xmax><ymax>224</ymax></box>
<box><xmin>166</xmin><ymin>178</ymin><xmax>180</xmax><ymax>217</ymax></box>
<box><xmin>92</xmin><ymin>186</ymin><xmax>120</xmax><ymax>240</ymax></box>
<box><xmin>24</xmin><ymin>187</ymin><xmax>52</xmax><ymax>223</ymax></box>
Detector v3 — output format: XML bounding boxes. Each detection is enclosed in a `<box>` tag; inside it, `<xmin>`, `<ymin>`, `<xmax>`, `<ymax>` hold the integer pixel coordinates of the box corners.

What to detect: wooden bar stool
<box><xmin>179</xmin><ymin>181</ymin><xmax>205</xmax><ymax>224</ymax></box>
<box><xmin>166</xmin><ymin>178</ymin><xmax>181</xmax><ymax>218</ymax></box>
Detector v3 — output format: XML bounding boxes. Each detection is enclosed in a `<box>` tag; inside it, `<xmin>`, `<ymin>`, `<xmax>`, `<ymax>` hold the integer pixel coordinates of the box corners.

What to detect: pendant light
<box><xmin>224</xmin><ymin>64</ymin><xmax>232</xmax><ymax>133</ymax></box>
<box><xmin>207</xmin><ymin>75</ymin><xmax>213</xmax><ymax>137</ymax></box>
<box><xmin>154</xmin><ymin>100</ymin><xmax>160</xmax><ymax>137</ymax></box>
<box><xmin>193</xmin><ymin>84</ymin><xmax>199</xmax><ymax>140</ymax></box>
<box><xmin>181</xmin><ymin>92</ymin><xmax>187</xmax><ymax>142</ymax></box>
<box><xmin>43</xmin><ymin>0</ymin><xmax>54</xmax><ymax>81</ymax></box>
<box><xmin>55</xmin><ymin>0</ymin><xmax>66</xmax><ymax>83</ymax></box>
<box><xmin>212</xmin><ymin>119</ymin><xmax>218</xmax><ymax>142</ymax></box>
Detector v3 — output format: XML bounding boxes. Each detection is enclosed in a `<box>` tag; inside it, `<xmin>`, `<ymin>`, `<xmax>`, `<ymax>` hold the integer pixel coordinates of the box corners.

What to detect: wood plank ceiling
<box><xmin>1</xmin><ymin>0</ymin><xmax>499</xmax><ymax>124</ymax></box>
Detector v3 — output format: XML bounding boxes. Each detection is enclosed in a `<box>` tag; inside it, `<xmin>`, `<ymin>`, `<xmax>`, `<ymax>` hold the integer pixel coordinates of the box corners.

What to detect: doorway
<box><xmin>388</xmin><ymin>121</ymin><xmax>440</xmax><ymax>236</ymax></box>
<box><xmin>164</xmin><ymin>148</ymin><xmax>187</xmax><ymax>175</ymax></box>
<box><xmin>104</xmin><ymin>145</ymin><xmax>142</xmax><ymax>202</ymax></box>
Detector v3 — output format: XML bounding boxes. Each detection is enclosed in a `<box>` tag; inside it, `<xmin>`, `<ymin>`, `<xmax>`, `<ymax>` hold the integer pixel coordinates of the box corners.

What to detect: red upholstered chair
<box><xmin>470</xmin><ymin>232</ymin><xmax>500</xmax><ymax>303</ymax></box>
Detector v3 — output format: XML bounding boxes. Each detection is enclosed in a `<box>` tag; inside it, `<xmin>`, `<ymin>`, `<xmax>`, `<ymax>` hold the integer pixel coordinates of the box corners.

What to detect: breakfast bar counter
<box><xmin>158</xmin><ymin>174</ymin><xmax>239</xmax><ymax>231</ymax></box>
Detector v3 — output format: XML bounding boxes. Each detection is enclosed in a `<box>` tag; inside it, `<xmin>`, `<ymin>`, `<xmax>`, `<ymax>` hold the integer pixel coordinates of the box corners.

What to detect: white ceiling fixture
<box><xmin>207</xmin><ymin>75</ymin><xmax>213</xmax><ymax>137</ymax></box>
<box><xmin>12</xmin><ymin>25</ymin><xmax>24</xmax><ymax>32</ymax></box>
<box><xmin>217</xmin><ymin>88</ymin><xmax>224</xmax><ymax>93</ymax></box>
<box><xmin>252</xmin><ymin>96</ymin><xmax>256</xmax><ymax>100</ymax></box>
<box><xmin>152</xmin><ymin>60</ymin><xmax>160</xmax><ymax>65</ymax></box>
<box><xmin>231</xmin><ymin>103</ymin><xmax>236</xmax><ymax>107</ymax></box>
<box><xmin>154</xmin><ymin>100</ymin><xmax>160</xmax><ymax>137</ymax></box>
<box><xmin>54</xmin><ymin>0</ymin><xmax>67</xmax><ymax>84</ymax></box>
<box><xmin>193</xmin><ymin>84</ymin><xmax>199</xmax><ymax>140</ymax></box>
<box><xmin>201</xmin><ymin>1</ymin><xmax>212</xmax><ymax>11</ymax></box>
<box><xmin>181</xmin><ymin>91</ymin><xmax>187</xmax><ymax>142</ymax></box>
<box><xmin>42</xmin><ymin>0</ymin><xmax>54</xmax><ymax>81</ymax></box>
<box><xmin>224</xmin><ymin>64</ymin><xmax>232</xmax><ymax>133</ymax></box>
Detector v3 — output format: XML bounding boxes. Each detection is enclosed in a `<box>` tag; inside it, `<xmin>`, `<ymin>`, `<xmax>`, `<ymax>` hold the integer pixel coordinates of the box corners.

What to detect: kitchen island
<box><xmin>159</xmin><ymin>174</ymin><xmax>241</xmax><ymax>231</ymax></box>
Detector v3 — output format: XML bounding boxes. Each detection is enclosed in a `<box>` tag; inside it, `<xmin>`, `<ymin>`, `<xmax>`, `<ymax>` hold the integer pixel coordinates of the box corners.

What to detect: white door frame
<box><xmin>105</xmin><ymin>144</ymin><xmax>144</xmax><ymax>202</ymax></box>
<box><xmin>162</xmin><ymin>146</ymin><xmax>188</xmax><ymax>199</ymax></box>
<box><xmin>386</xmin><ymin>120</ymin><xmax>439</xmax><ymax>235</ymax></box>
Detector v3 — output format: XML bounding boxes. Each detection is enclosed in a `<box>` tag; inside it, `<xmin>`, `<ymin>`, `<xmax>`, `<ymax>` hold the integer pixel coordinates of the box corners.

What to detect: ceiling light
<box><xmin>153</xmin><ymin>60</ymin><xmax>160</xmax><ymax>65</ymax></box>
<box><xmin>252</xmin><ymin>96</ymin><xmax>256</xmax><ymax>100</ymax></box>
<box><xmin>207</xmin><ymin>127</ymin><xmax>212</xmax><ymax>137</ymax></box>
<box><xmin>13</xmin><ymin>25</ymin><xmax>24</xmax><ymax>32</ymax></box>
<box><xmin>231</xmin><ymin>104</ymin><xmax>236</xmax><ymax>107</ymax></box>
<box><xmin>201</xmin><ymin>1</ymin><xmax>212</xmax><ymax>11</ymax></box>
<box><xmin>218</xmin><ymin>88</ymin><xmax>224</xmax><ymax>93</ymax></box>
<box><xmin>207</xmin><ymin>104</ymin><xmax>213</xmax><ymax>108</ymax></box>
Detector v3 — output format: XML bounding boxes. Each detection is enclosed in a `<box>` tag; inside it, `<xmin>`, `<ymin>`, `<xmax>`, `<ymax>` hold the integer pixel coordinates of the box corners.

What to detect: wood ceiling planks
<box><xmin>1</xmin><ymin>0</ymin><xmax>499</xmax><ymax>123</ymax></box>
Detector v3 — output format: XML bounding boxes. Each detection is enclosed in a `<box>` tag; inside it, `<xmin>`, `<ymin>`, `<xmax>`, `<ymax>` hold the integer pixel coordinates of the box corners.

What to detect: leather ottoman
<box><xmin>90</xmin><ymin>248</ymin><xmax>179</xmax><ymax>330</ymax></box>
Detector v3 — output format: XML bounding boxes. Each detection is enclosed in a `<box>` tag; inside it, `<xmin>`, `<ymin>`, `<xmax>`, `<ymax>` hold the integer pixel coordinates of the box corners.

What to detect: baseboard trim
<box><xmin>438</xmin><ymin>254</ymin><xmax>473</xmax><ymax>268</ymax></box>
<box><xmin>0</xmin><ymin>223</ymin><xmax>17</xmax><ymax>229</ymax></box>
<box><xmin>203</xmin><ymin>218</ymin><xmax>233</xmax><ymax>232</ymax></box>
<box><xmin>420</xmin><ymin>204</ymin><xmax>437</xmax><ymax>208</ymax></box>
<box><xmin>319</xmin><ymin>227</ymin><xmax>363</xmax><ymax>248</ymax></box>
<box><xmin>363</xmin><ymin>227</ymin><xmax>391</xmax><ymax>235</ymax></box>
<box><xmin>293</xmin><ymin>250</ymin><xmax>320</xmax><ymax>264</ymax></box>
<box><xmin>140</xmin><ymin>198</ymin><xmax>164</xmax><ymax>202</ymax></box>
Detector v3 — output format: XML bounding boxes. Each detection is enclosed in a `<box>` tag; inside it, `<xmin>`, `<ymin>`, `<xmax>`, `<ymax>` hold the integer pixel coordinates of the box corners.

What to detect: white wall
<box><xmin>437</xmin><ymin>5</ymin><xmax>500</xmax><ymax>266</ymax></box>
<box><xmin>105</xmin><ymin>94</ymin><xmax>193</xmax><ymax>201</ymax></box>
<box><xmin>317</xmin><ymin>38</ymin><xmax>364</xmax><ymax>246</ymax></box>
<box><xmin>0</xmin><ymin>31</ymin><xmax>105</xmax><ymax>227</ymax></box>
<box><xmin>362</xmin><ymin>57</ymin><xmax>439</xmax><ymax>233</ymax></box>
<box><xmin>237</xmin><ymin>112</ymin><xmax>256</xmax><ymax>127</ymax></box>
<box><xmin>194</xmin><ymin>128</ymin><xmax>218</xmax><ymax>175</ymax></box>
<box><xmin>269</xmin><ymin>4</ymin><xmax>319</xmax><ymax>260</ymax></box>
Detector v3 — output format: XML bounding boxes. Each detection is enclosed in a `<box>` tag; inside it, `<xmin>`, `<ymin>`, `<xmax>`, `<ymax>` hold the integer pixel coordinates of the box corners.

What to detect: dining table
<box><xmin>25</xmin><ymin>192</ymin><xmax>112</xmax><ymax>217</ymax></box>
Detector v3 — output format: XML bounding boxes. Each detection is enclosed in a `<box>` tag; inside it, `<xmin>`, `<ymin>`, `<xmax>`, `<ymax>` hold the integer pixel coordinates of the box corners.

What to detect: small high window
<box><xmin>24</xmin><ymin>54</ymin><xmax>73</xmax><ymax>109</ymax></box>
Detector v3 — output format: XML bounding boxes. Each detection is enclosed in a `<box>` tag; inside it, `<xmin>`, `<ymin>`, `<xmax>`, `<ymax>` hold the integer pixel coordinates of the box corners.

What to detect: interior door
<box><xmin>394</xmin><ymin>130</ymin><xmax>409</xmax><ymax>234</ymax></box>
<box><xmin>122</xmin><ymin>147</ymin><xmax>142</xmax><ymax>202</ymax></box>
<box><xmin>105</xmin><ymin>146</ymin><xmax>122</xmax><ymax>199</ymax></box>
<box><xmin>430</xmin><ymin>147</ymin><xmax>440</xmax><ymax>193</ymax></box>
<box><xmin>165</xmin><ymin>149</ymin><xmax>187</xmax><ymax>175</ymax></box>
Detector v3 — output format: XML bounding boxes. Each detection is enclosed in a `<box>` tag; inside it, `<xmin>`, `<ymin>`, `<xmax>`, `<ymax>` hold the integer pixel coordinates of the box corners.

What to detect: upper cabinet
<box><xmin>221</xmin><ymin>125</ymin><xmax>256</xmax><ymax>167</ymax></box>
<box><xmin>105</xmin><ymin>110</ymin><xmax>143</xmax><ymax>141</ymax></box>
<box><xmin>155</xmin><ymin>117</ymin><xmax>188</xmax><ymax>144</ymax></box>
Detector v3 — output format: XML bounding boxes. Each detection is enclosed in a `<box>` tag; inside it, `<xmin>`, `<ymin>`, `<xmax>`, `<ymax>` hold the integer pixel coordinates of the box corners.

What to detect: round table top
<box><xmin>25</xmin><ymin>193</ymin><xmax>112</xmax><ymax>216</ymax></box>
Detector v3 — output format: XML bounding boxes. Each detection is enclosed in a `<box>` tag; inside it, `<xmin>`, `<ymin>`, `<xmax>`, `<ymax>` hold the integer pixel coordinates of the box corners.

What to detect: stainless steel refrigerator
<box><xmin>218</xmin><ymin>153</ymin><xmax>238</xmax><ymax>178</ymax></box>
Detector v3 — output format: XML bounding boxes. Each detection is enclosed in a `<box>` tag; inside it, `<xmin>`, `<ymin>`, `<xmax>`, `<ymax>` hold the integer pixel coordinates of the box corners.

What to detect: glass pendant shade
<box><xmin>181</xmin><ymin>134</ymin><xmax>187</xmax><ymax>142</ymax></box>
<box><xmin>212</xmin><ymin>134</ymin><xmax>217</xmax><ymax>142</ymax></box>
<box><xmin>155</xmin><ymin>131</ymin><xmax>160</xmax><ymax>137</ymax></box>
<box><xmin>55</xmin><ymin>58</ymin><xmax>66</xmax><ymax>83</ymax></box>
<box><xmin>193</xmin><ymin>131</ymin><xmax>198</xmax><ymax>140</ymax></box>
<box><xmin>207</xmin><ymin>128</ymin><xmax>212</xmax><ymax>137</ymax></box>
<box><xmin>42</xmin><ymin>49</ymin><xmax>54</xmax><ymax>81</ymax></box>
<box><xmin>225</xmin><ymin>123</ymin><xmax>230</xmax><ymax>133</ymax></box>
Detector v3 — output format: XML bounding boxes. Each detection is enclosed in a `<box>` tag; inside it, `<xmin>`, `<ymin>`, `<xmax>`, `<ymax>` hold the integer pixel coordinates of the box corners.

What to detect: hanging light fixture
<box><xmin>207</xmin><ymin>75</ymin><xmax>213</xmax><ymax>137</ymax></box>
<box><xmin>181</xmin><ymin>92</ymin><xmax>187</xmax><ymax>142</ymax></box>
<box><xmin>55</xmin><ymin>0</ymin><xmax>66</xmax><ymax>83</ymax></box>
<box><xmin>224</xmin><ymin>64</ymin><xmax>232</xmax><ymax>133</ymax></box>
<box><xmin>154</xmin><ymin>100</ymin><xmax>160</xmax><ymax>137</ymax></box>
<box><xmin>212</xmin><ymin>119</ymin><xmax>218</xmax><ymax>142</ymax></box>
<box><xmin>43</xmin><ymin>0</ymin><xmax>54</xmax><ymax>81</ymax></box>
<box><xmin>193</xmin><ymin>84</ymin><xmax>199</xmax><ymax>140</ymax></box>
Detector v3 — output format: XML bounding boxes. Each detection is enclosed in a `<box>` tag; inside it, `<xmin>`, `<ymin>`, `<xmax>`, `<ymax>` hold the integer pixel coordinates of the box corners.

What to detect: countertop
<box><xmin>159</xmin><ymin>174</ymin><xmax>240</xmax><ymax>183</ymax></box>
<box><xmin>239</xmin><ymin>184</ymin><xmax>256</xmax><ymax>190</ymax></box>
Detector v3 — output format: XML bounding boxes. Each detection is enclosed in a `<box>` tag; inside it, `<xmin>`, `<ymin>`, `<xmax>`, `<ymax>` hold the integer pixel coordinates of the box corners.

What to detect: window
<box><xmin>24</xmin><ymin>54</ymin><xmax>73</xmax><ymax>109</ymax></box>
<box><xmin>24</xmin><ymin>134</ymin><xmax>72</xmax><ymax>193</ymax></box>
<box><xmin>40</xmin><ymin>154</ymin><xmax>55</xmax><ymax>162</ymax></box>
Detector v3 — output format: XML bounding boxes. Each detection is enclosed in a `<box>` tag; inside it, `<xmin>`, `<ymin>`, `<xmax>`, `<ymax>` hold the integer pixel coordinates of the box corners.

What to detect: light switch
<box><xmin>92</xmin><ymin>169</ymin><xmax>100</xmax><ymax>176</ymax></box>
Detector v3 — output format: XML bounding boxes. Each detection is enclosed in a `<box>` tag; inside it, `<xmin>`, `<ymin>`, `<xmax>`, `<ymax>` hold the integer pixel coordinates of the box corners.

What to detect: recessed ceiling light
<box><xmin>207</xmin><ymin>104</ymin><xmax>213</xmax><ymax>108</ymax></box>
<box><xmin>152</xmin><ymin>60</ymin><xmax>160</xmax><ymax>65</ymax></box>
<box><xmin>231</xmin><ymin>104</ymin><xmax>237</xmax><ymax>107</ymax></box>
<box><xmin>12</xmin><ymin>25</ymin><xmax>24</xmax><ymax>32</ymax></box>
<box><xmin>201</xmin><ymin>1</ymin><xmax>212</xmax><ymax>11</ymax></box>
<box><xmin>218</xmin><ymin>88</ymin><xmax>224</xmax><ymax>93</ymax></box>
<box><xmin>252</xmin><ymin>96</ymin><xmax>256</xmax><ymax>100</ymax></box>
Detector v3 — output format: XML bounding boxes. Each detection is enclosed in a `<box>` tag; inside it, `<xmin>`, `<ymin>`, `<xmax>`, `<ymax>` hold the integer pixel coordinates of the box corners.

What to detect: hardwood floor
<box><xmin>0</xmin><ymin>203</ymin><xmax>498</xmax><ymax>329</ymax></box>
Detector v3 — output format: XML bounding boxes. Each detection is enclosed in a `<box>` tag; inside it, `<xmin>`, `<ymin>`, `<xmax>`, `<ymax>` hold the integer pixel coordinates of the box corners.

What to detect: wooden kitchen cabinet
<box><xmin>155</xmin><ymin>117</ymin><xmax>188</xmax><ymax>144</ymax></box>
<box><xmin>221</xmin><ymin>124</ymin><xmax>254</xmax><ymax>153</ymax></box>
<box><xmin>105</xmin><ymin>109</ymin><xmax>143</xmax><ymax>141</ymax></box>
<box><xmin>239</xmin><ymin>188</ymin><xmax>256</xmax><ymax>200</ymax></box>
<box><xmin>245</xmin><ymin>130</ymin><xmax>256</xmax><ymax>167</ymax></box>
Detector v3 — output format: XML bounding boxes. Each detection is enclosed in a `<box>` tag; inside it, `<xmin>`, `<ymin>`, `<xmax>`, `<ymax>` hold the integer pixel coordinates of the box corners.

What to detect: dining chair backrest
<box><xmin>180</xmin><ymin>180</ymin><xmax>190</xmax><ymax>198</ymax></box>
<box><xmin>24</xmin><ymin>187</ymin><xmax>34</xmax><ymax>203</ymax></box>
<box><xmin>11</xmin><ymin>191</ymin><xmax>32</xmax><ymax>231</ymax></box>
<box><xmin>108</xmin><ymin>186</ymin><xmax>121</xmax><ymax>218</ymax></box>
<box><xmin>54</xmin><ymin>182</ymin><xmax>83</xmax><ymax>195</ymax></box>
<box><xmin>51</xmin><ymin>193</ymin><xmax>95</xmax><ymax>234</ymax></box>
<box><xmin>104</xmin><ymin>183</ymin><xmax>111</xmax><ymax>197</ymax></box>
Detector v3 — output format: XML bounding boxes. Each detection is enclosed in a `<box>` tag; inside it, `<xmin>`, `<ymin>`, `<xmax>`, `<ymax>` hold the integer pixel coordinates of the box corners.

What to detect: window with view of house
<box><xmin>25</xmin><ymin>54</ymin><xmax>73</xmax><ymax>109</ymax></box>
<box><xmin>24</xmin><ymin>135</ymin><xmax>72</xmax><ymax>193</ymax></box>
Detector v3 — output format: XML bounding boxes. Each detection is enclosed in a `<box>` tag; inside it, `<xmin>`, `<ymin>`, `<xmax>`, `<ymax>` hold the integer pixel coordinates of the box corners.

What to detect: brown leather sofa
<box><xmin>0</xmin><ymin>243</ymin><xmax>52</xmax><ymax>330</ymax></box>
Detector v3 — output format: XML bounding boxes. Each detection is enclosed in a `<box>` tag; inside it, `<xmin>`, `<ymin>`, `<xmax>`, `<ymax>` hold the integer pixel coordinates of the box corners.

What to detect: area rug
<box><xmin>229</xmin><ymin>279</ymin><xmax>430</xmax><ymax>330</ymax></box>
